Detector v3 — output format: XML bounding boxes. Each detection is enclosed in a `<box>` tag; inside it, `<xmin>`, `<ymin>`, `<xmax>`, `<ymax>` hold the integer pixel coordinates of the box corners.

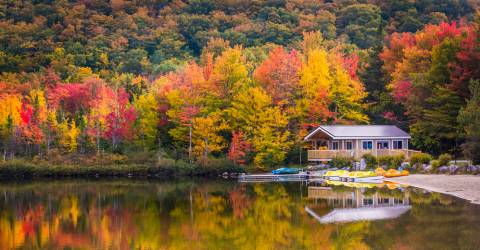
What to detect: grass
<box><xmin>0</xmin><ymin>158</ymin><xmax>245</xmax><ymax>179</ymax></box>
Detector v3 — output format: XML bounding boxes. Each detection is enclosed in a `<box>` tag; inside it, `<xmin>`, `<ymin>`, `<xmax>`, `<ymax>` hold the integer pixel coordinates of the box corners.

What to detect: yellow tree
<box><xmin>58</xmin><ymin>119</ymin><xmax>80</xmax><ymax>152</ymax></box>
<box><xmin>133</xmin><ymin>92</ymin><xmax>159</xmax><ymax>150</ymax></box>
<box><xmin>298</xmin><ymin>48</ymin><xmax>333</xmax><ymax>124</ymax></box>
<box><xmin>329</xmin><ymin>54</ymin><xmax>369</xmax><ymax>123</ymax></box>
<box><xmin>0</xmin><ymin>94</ymin><xmax>22</xmax><ymax>159</ymax></box>
<box><xmin>227</xmin><ymin>87</ymin><xmax>291</xmax><ymax>168</ymax></box>
<box><xmin>209</xmin><ymin>46</ymin><xmax>250</xmax><ymax>104</ymax></box>
<box><xmin>192</xmin><ymin>113</ymin><xmax>228</xmax><ymax>158</ymax></box>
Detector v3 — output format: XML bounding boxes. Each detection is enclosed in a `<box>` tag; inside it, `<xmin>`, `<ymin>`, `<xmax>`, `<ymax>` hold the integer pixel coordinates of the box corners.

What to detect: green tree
<box><xmin>458</xmin><ymin>80</ymin><xmax>480</xmax><ymax>164</ymax></box>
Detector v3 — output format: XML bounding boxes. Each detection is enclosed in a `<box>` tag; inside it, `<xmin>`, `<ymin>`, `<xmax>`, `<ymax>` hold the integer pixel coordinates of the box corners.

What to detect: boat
<box><xmin>349</xmin><ymin>171</ymin><xmax>384</xmax><ymax>182</ymax></box>
<box><xmin>384</xmin><ymin>169</ymin><xmax>409</xmax><ymax>178</ymax></box>
<box><xmin>271</xmin><ymin>167</ymin><xmax>301</xmax><ymax>175</ymax></box>
<box><xmin>323</xmin><ymin>170</ymin><xmax>349</xmax><ymax>180</ymax></box>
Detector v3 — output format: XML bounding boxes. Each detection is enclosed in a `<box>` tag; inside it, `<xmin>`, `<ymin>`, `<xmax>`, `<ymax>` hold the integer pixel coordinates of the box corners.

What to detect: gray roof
<box><xmin>304</xmin><ymin>125</ymin><xmax>410</xmax><ymax>140</ymax></box>
<box><xmin>306</xmin><ymin>206</ymin><xmax>412</xmax><ymax>224</ymax></box>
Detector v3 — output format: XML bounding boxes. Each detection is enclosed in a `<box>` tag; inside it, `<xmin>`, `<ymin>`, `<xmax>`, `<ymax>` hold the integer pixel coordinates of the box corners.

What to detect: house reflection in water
<box><xmin>305</xmin><ymin>186</ymin><xmax>411</xmax><ymax>224</ymax></box>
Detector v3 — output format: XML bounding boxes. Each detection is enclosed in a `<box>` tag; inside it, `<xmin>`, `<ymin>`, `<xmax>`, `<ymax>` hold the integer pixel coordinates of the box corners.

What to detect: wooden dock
<box><xmin>238</xmin><ymin>172</ymin><xmax>325</xmax><ymax>183</ymax></box>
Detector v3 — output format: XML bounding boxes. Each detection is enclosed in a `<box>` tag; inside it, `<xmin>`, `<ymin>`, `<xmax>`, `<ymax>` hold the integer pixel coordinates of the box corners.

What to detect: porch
<box><xmin>307</xmin><ymin>149</ymin><xmax>421</xmax><ymax>161</ymax></box>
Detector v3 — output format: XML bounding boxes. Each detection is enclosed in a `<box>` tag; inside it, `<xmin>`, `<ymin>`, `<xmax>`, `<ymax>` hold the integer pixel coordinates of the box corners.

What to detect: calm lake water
<box><xmin>0</xmin><ymin>179</ymin><xmax>479</xmax><ymax>250</ymax></box>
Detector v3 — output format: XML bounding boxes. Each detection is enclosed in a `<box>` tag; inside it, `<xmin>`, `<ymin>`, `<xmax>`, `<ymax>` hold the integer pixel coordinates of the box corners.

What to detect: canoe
<box><xmin>272</xmin><ymin>167</ymin><xmax>300</xmax><ymax>175</ymax></box>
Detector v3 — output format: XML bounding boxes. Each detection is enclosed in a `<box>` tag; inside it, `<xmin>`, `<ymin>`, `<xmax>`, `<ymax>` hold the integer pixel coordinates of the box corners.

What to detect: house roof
<box><xmin>304</xmin><ymin>125</ymin><xmax>410</xmax><ymax>140</ymax></box>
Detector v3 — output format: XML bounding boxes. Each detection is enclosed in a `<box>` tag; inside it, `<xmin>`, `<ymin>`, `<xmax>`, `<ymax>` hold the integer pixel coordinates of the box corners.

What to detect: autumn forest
<box><xmin>1</xmin><ymin>0</ymin><xmax>480</xmax><ymax>168</ymax></box>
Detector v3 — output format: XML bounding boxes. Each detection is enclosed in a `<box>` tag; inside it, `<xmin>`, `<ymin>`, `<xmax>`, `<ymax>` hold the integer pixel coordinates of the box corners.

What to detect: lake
<box><xmin>0</xmin><ymin>179</ymin><xmax>479</xmax><ymax>249</ymax></box>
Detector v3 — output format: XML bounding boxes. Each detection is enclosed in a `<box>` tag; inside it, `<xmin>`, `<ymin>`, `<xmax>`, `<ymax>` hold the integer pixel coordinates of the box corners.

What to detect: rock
<box><xmin>401</xmin><ymin>162</ymin><xmax>410</xmax><ymax>169</ymax></box>
<box><xmin>467</xmin><ymin>165</ymin><xmax>478</xmax><ymax>173</ymax></box>
<box><xmin>438</xmin><ymin>166</ymin><xmax>449</xmax><ymax>173</ymax></box>
<box><xmin>422</xmin><ymin>165</ymin><xmax>432</xmax><ymax>172</ymax></box>
<box><xmin>448</xmin><ymin>165</ymin><xmax>459</xmax><ymax>174</ymax></box>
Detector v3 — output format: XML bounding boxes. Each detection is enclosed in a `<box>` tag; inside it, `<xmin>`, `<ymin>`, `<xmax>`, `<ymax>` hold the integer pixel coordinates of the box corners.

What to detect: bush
<box><xmin>330</xmin><ymin>156</ymin><xmax>354</xmax><ymax>169</ymax></box>
<box><xmin>362</xmin><ymin>153</ymin><xmax>377</xmax><ymax>169</ymax></box>
<box><xmin>378</xmin><ymin>154</ymin><xmax>405</xmax><ymax>169</ymax></box>
<box><xmin>431</xmin><ymin>160</ymin><xmax>440</xmax><ymax>170</ymax></box>
<box><xmin>438</xmin><ymin>153</ymin><xmax>452</xmax><ymax>166</ymax></box>
<box><xmin>378</xmin><ymin>155</ymin><xmax>393</xmax><ymax>167</ymax></box>
<box><xmin>410</xmin><ymin>152</ymin><xmax>433</xmax><ymax>166</ymax></box>
<box><xmin>392</xmin><ymin>154</ymin><xmax>406</xmax><ymax>169</ymax></box>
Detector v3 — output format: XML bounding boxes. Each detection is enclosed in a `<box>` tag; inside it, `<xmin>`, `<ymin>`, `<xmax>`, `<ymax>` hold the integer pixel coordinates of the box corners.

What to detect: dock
<box><xmin>238</xmin><ymin>173</ymin><xmax>308</xmax><ymax>182</ymax></box>
<box><xmin>238</xmin><ymin>172</ymin><xmax>325</xmax><ymax>183</ymax></box>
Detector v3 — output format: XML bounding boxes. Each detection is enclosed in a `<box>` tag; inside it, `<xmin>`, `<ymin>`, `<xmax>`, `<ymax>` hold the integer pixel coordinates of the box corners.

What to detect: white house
<box><xmin>304</xmin><ymin>125</ymin><xmax>419</xmax><ymax>162</ymax></box>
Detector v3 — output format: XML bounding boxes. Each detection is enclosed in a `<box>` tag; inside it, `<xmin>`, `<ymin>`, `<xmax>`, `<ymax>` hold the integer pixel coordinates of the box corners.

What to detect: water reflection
<box><xmin>0</xmin><ymin>179</ymin><xmax>479</xmax><ymax>249</ymax></box>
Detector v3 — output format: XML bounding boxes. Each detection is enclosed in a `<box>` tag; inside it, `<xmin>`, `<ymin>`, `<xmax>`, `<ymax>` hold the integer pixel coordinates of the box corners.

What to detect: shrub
<box><xmin>362</xmin><ymin>153</ymin><xmax>377</xmax><ymax>169</ymax></box>
<box><xmin>391</xmin><ymin>154</ymin><xmax>406</xmax><ymax>169</ymax></box>
<box><xmin>431</xmin><ymin>160</ymin><xmax>440</xmax><ymax>170</ymax></box>
<box><xmin>438</xmin><ymin>153</ymin><xmax>452</xmax><ymax>166</ymax></box>
<box><xmin>378</xmin><ymin>155</ymin><xmax>393</xmax><ymax>167</ymax></box>
<box><xmin>410</xmin><ymin>152</ymin><xmax>433</xmax><ymax>166</ymax></box>
<box><xmin>330</xmin><ymin>156</ymin><xmax>354</xmax><ymax>169</ymax></box>
<box><xmin>378</xmin><ymin>154</ymin><xmax>405</xmax><ymax>169</ymax></box>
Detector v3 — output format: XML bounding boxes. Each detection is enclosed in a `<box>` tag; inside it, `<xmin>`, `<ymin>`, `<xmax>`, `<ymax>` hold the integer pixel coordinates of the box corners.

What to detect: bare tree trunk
<box><xmin>188</xmin><ymin>125</ymin><xmax>192</xmax><ymax>163</ymax></box>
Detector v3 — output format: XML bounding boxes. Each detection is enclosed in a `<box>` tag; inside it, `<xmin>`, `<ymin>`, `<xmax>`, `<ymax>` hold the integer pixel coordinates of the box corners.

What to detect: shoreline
<box><xmin>391</xmin><ymin>174</ymin><xmax>480</xmax><ymax>204</ymax></box>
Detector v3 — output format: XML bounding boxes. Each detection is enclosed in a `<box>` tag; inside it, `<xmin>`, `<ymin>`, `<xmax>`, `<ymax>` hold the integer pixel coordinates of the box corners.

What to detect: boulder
<box><xmin>467</xmin><ymin>165</ymin><xmax>479</xmax><ymax>173</ymax></box>
<box><xmin>401</xmin><ymin>162</ymin><xmax>410</xmax><ymax>169</ymax></box>
<box><xmin>422</xmin><ymin>165</ymin><xmax>432</xmax><ymax>172</ymax></box>
<box><xmin>448</xmin><ymin>165</ymin><xmax>459</xmax><ymax>174</ymax></box>
<box><xmin>438</xmin><ymin>166</ymin><xmax>449</xmax><ymax>173</ymax></box>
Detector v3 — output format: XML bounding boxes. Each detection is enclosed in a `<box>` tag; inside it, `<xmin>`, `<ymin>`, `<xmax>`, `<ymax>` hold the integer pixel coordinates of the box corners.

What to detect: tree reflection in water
<box><xmin>0</xmin><ymin>180</ymin><xmax>479</xmax><ymax>249</ymax></box>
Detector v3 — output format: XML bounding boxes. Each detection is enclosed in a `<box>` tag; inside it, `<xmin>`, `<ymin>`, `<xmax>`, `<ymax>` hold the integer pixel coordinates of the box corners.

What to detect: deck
<box><xmin>307</xmin><ymin>149</ymin><xmax>421</xmax><ymax>161</ymax></box>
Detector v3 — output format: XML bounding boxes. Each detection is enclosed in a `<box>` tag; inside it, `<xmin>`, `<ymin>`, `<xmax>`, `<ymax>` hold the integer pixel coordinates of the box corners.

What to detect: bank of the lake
<box><xmin>392</xmin><ymin>174</ymin><xmax>480</xmax><ymax>204</ymax></box>
<box><xmin>0</xmin><ymin>160</ymin><xmax>244</xmax><ymax>178</ymax></box>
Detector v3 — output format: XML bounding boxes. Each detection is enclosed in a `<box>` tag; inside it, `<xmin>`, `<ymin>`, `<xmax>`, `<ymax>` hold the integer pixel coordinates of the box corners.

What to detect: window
<box><xmin>345</xmin><ymin>141</ymin><xmax>353</xmax><ymax>150</ymax></box>
<box><xmin>332</xmin><ymin>141</ymin><xmax>339</xmax><ymax>150</ymax></box>
<box><xmin>393</xmin><ymin>140</ymin><xmax>403</xmax><ymax>149</ymax></box>
<box><xmin>362</xmin><ymin>140</ymin><xmax>373</xmax><ymax>150</ymax></box>
<box><xmin>377</xmin><ymin>141</ymin><xmax>389</xmax><ymax>149</ymax></box>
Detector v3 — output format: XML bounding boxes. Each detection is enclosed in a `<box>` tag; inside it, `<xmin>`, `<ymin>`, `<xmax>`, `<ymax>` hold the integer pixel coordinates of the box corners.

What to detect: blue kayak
<box><xmin>272</xmin><ymin>168</ymin><xmax>300</xmax><ymax>175</ymax></box>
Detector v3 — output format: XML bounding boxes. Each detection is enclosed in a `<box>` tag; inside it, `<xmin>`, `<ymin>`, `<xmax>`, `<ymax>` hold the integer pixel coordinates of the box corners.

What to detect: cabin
<box><xmin>304</xmin><ymin>125</ymin><xmax>419</xmax><ymax>162</ymax></box>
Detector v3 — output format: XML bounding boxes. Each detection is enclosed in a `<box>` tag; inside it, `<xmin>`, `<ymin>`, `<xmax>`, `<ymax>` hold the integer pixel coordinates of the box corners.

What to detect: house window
<box><xmin>332</xmin><ymin>141</ymin><xmax>339</xmax><ymax>150</ymax></box>
<box><xmin>345</xmin><ymin>141</ymin><xmax>353</xmax><ymax>150</ymax></box>
<box><xmin>393</xmin><ymin>140</ymin><xmax>403</xmax><ymax>149</ymax></box>
<box><xmin>362</xmin><ymin>140</ymin><xmax>373</xmax><ymax>150</ymax></box>
<box><xmin>377</xmin><ymin>141</ymin><xmax>389</xmax><ymax>149</ymax></box>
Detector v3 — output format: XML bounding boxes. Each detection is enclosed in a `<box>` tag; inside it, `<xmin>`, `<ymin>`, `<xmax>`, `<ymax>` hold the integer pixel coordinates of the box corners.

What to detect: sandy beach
<box><xmin>392</xmin><ymin>174</ymin><xmax>480</xmax><ymax>204</ymax></box>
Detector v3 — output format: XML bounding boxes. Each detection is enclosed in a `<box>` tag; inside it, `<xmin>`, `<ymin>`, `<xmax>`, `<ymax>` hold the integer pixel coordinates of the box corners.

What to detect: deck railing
<box><xmin>307</xmin><ymin>149</ymin><xmax>421</xmax><ymax>161</ymax></box>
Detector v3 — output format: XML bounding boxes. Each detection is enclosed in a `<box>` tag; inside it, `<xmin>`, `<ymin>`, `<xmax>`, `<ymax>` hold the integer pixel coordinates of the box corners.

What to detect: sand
<box><xmin>391</xmin><ymin>174</ymin><xmax>480</xmax><ymax>204</ymax></box>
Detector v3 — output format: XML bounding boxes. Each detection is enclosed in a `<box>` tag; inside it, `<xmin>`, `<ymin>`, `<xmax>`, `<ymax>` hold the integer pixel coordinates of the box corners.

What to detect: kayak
<box><xmin>324</xmin><ymin>170</ymin><xmax>349</xmax><ymax>180</ymax></box>
<box><xmin>272</xmin><ymin>167</ymin><xmax>300</xmax><ymax>175</ymax></box>
<box><xmin>349</xmin><ymin>171</ymin><xmax>383</xmax><ymax>182</ymax></box>
<box><xmin>375</xmin><ymin>167</ymin><xmax>386</xmax><ymax>176</ymax></box>
<box><xmin>384</xmin><ymin>169</ymin><xmax>409</xmax><ymax>178</ymax></box>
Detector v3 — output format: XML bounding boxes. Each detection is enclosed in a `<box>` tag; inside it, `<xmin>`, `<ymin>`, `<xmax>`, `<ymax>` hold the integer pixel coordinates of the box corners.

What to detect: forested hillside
<box><xmin>0</xmin><ymin>0</ymin><xmax>479</xmax><ymax>166</ymax></box>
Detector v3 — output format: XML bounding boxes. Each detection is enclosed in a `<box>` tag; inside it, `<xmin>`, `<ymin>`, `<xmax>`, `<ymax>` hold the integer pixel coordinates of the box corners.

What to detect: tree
<box><xmin>253</xmin><ymin>47</ymin><xmax>302</xmax><ymax>106</ymax></box>
<box><xmin>191</xmin><ymin>114</ymin><xmax>228</xmax><ymax>158</ymax></box>
<box><xmin>209</xmin><ymin>47</ymin><xmax>249</xmax><ymax>105</ymax></box>
<box><xmin>228</xmin><ymin>131</ymin><xmax>252</xmax><ymax>165</ymax></box>
<box><xmin>458</xmin><ymin>80</ymin><xmax>480</xmax><ymax>164</ymax></box>
<box><xmin>58</xmin><ymin>119</ymin><xmax>80</xmax><ymax>152</ymax></box>
<box><xmin>133</xmin><ymin>92</ymin><xmax>159</xmax><ymax>150</ymax></box>
<box><xmin>227</xmin><ymin>87</ymin><xmax>291</xmax><ymax>167</ymax></box>
<box><xmin>104</xmin><ymin>89</ymin><xmax>137</xmax><ymax>151</ymax></box>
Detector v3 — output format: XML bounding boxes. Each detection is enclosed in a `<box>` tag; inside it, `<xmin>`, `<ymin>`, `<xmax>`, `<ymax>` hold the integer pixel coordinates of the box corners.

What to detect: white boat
<box><xmin>353</xmin><ymin>176</ymin><xmax>384</xmax><ymax>183</ymax></box>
